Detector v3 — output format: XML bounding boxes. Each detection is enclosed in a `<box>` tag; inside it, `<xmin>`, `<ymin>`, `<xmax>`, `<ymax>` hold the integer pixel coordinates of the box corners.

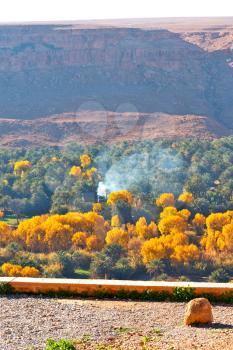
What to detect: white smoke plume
<box><xmin>96</xmin><ymin>145</ymin><xmax>186</xmax><ymax>197</ymax></box>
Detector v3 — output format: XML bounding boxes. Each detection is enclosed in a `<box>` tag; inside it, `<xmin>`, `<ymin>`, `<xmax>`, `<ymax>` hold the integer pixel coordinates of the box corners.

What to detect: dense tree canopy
<box><xmin>1</xmin><ymin>138</ymin><xmax>233</xmax><ymax>281</ymax></box>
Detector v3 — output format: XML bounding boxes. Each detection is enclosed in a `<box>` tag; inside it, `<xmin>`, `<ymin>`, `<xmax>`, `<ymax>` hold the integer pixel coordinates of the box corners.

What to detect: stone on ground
<box><xmin>184</xmin><ymin>298</ymin><xmax>213</xmax><ymax>325</ymax></box>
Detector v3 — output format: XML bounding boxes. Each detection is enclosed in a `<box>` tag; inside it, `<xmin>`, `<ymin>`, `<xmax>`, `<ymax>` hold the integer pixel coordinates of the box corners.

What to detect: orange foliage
<box><xmin>2</xmin><ymin>263</ymin><xmax>40</xmax><ymax>277</ymax></box>
<box><xmin>72</xmin><ymin>232</ymin><xmax>87</xmax><ymax>249</ymax></box>
<box><xmin>158</xmin><ymin>215</ymin><xmax>187</xmax><ymax>235</ymax></box>
<box><xmin>80</xmin><ymin>154</ymin><xmax>91</xmax><ymax>168</ymax></box>
<box><xmin>171</xmin><ymin>244</ymin><xmax>200</xmax><ymax>263</ymax></box>
<box><xmin>86</xmin><ymin>235</ymin><xmax>103</xmax><ymax>251</ymax></box>
<box><xmin>192</xmin><ymin>213</ymin><xmax>206</xmax><ymax>229</ymax></box>
<box><xmin>0</xmin><ymin>222</ymin><xmax>13</xmax><ymax>247</ymax></box>
<box><xmin>14</xmin><ymin>211</ymin><xmax>108</xmax><ymax>252</ymax></box>
<box><xmin>105</xmin><ymin>228</ymin><xmax>129</xmax><ymax>247</ymax></box>
<box><xmin>111</xmin><ymin>215</ymin><xmax>121</xmax><ymax>227</ymax></box>
<box><xmin>179</xmin><ymin>209</ymin><xmax>191</xmax><ymax>221</ymax></box>
<box><xmin>135</xmin><ymin>217</ymin><xmax>157</xmax><ymax>240</ymax></box>
<box><xmin>155</xmin><ymin>193</ymin><xmax>175</xmax><ymax>208</ymax></box>
<box><xmin>14</xmin><ymin>160</ymin><xmax>32</xmax><ymax>175</ymax></box>
<box><xmin>69</xmin><ymin>166</ymin><xmax>82</xmax><ymax>177</ymax></box>
<box><xmin>128</xmin><ymin>237</ymin><xmax>143</xmax><ymax>267</ymax></box>
<box><xmin>201</xmin><ymin>211</ymin><xmax>233</xmax><ymax>255</ymax></box>
<box><xmin>107</xmin><ymin>190</ymin><xmax>133</xmax><ymax>206</ymax></box>
<box><xmin>92</xmin><ymin>203</ymin><xmax>102</xmax><ymax>213</ymax></box>
<box><xmin>160</xmin><ymin>206</ymin><xmax>178</xmax><ymax>219</ymax></box>
<box><xmin>82</xmin><ymin>167</ymin><xmax>97</xmax><ymax>180</ymax></box>
<box><xmin>178</xmin><ymin>192</ymin><xmax>193</xmax><ymax>203</ymax></box>
<box><xmin>141</xmin><ymin>231</ymin><xmax>198</xmax><ymax>264</ymax></box>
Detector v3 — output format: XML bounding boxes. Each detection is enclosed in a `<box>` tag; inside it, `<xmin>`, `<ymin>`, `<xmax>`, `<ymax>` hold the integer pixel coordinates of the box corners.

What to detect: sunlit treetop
<box><xmin>51</xmin><ymin>156</ymin><xmax>58</xmax><ymax>162</ymax></box>
<box><xmin>192</xmin><ymin>213</ymin><xmax>206</xmax><ymax>228</ymax></box>
<box><xmin>1</xmin><ymin>263</ymin><xmax>40</xmax><ymax>277</ymax></box>
<box><xmin>80</xmin><ymin>154</ymin><xmax>91</xmax><ymax>168</ymax></box>
<box><xmin>155</xmin><ymin>193</ymin><xmax>175</xmax><ymax>208</ymax></box>
<box><xmin>107</xmin><ymin>190</ymin><xmax>133</xmax><ymax>206</ymax></box>
<box><xmin>83</xmin><ymin>167</ymin><xmax>97</xmax><ymax>179</ymax></box>
<box><xmin>92</xmin><ymin>202</ymin><xmax>102</xmax><ymax>213</ymax></box>
<box><xmin>111</xmin><ymin>214</ymin><xmax>121</xmax><ymax>227</ymax></box>
<box><xmin>14</xmin><ymin>160</ymin><xmax>32</xmax><ymax>175</ymax></box>
<box><xmin>69</xmin><ymin>166</ymin><xmax>82</xmax><ymax>177</ymax></box>
<box><xmin>160</xmin><ymin>206</ymin><xmax>178</xmax><ymax>219</ymax></box>
<box><xmin>105</xmin><ymin>227</ymin><xmax>129</xmax><ymax>247</ymax></box>
<box><xmin>178</xmin><ymin>191</ymin><xmax>193</xmax><ymax>203</ymax></box>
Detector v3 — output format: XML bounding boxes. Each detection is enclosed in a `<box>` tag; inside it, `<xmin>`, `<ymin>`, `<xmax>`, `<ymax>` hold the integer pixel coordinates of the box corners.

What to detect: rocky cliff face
<box><xmin>0</xmin><ymin>18</ymin><xmax>232</xmax><ymax>145</ymax></box>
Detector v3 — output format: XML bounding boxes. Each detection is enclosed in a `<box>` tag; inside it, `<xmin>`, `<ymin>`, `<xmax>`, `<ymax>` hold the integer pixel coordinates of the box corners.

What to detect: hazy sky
<box><xmin>0</xmin><ymin>0</ymin><xmax>232</xmax><ymax>22</ymax></box>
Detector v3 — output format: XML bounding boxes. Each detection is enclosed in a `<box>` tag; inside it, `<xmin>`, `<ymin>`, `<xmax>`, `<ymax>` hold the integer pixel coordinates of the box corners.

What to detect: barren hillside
<box><xmin>0</xmin><ymin>18</ymin><xmax>232</xmax><ymax>145</ymax></box>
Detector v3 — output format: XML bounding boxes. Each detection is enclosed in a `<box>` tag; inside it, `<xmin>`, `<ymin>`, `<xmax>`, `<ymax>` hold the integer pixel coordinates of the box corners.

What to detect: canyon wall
<box><xmin>0</xmin><ymin>18</ymin><xmax>232</xmax><ymax>145</ymax></box>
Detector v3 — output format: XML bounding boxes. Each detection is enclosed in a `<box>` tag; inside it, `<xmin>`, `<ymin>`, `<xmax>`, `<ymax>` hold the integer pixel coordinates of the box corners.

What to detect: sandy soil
<box><xmin>1</xmin><ymin>296</ymin><xmax>233</xmax><ymax>350</ymax></box>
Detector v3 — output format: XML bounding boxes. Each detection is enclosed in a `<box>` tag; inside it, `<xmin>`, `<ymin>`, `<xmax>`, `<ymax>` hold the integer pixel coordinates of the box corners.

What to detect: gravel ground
<box><xmin>0</xmin><ymin>296</ymin><xmax>233</xmax><ymax>350</ymax></box>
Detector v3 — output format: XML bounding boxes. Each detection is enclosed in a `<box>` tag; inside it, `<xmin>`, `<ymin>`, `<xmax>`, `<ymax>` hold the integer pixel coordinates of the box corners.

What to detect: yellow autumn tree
<box><xmin>84</xmin><ymin>211</ymin><xmax>107</xmax><ymax>241</ymax></box>
<box><xmin>2</xmin><ymin>263</ymin><xmax>23</xmax><ymax>277</ymax></box>
<box><xmin>105</xmin><ymin>228</ymin><xmax>129</xmax><ymax>247</ymax></box>
<box><xmin>128</xmin><ymin>237</ymin><xmax>143</xmax><ymax>267</ymax></box>
<box><xmin>135</xmin><ymin>217</ymin><xmax>157</xmax><ymax>240</ymax></box>
<box><xmin>107</xmin><ymin>190</ymin><xmax>133</xmax><ymax>206</ymax></box>
<box><xmin>221</xmin><ymin>223</ymin><xmax>233</xmax><ymax>252</ymax></box>
<box><xmin>21</xmin><ymin>266</ymin><xmax>41</xmax><ymax>277</ymax></box>
<box><xmin>178</xmin><ymin>191</ymin><xmax>193</xmax><ymax>204</ymax></box>
<box><xmin>111</xmin><ymin>215</ymin><xmax>121</xmax><ymax>227</ymax></box>
<box><xmin>83</xmin><ymin>167</ymin><xmax>97</xmax><ymax>179</ymax></box>
<box><xmin>179</xmin><ymin>209</ymin><xmax>191</xmax><ymax>221</ymax></box>
<box><xmin>206</xmin><ymin>212</ymin><xmax>231</xmax><ymax>232</ymax></box>
<box><xmin>0</xmin><ymin>222</ymin><xmax>13</xmax><ymax>247</ymax></box>
<box><xmin>14</xmin><ymin>215</ymin><xmax>47</xmax><ymax>251</ymax></box>
<box><xmin>1</xmin><ymin>263</ymin><xmax>40</xmax><ymax>277</ymax></box>
<box><xmin>80</xmin><ymin>154</ymin><xmax>91</xmax><ymax>168</ymax></box>
<box><xmin>86</xmin><ymin>235</ymin><xmax>103</xmax><ymax>251</ymax></box>
<box><xmin>160</xmin><ymin>206</ymin><xmax>178</xmax><ymax>219</ymax></box>
<box><xmin>201</xmin><ymin>212</ymin><xmax>232</xmax><ymax>255</ymax></box>
<box><xmin>92</xmin><ymin>203</ymin><xmax>102</xmax><ymax>213</ymax></box>
<box><xmin>201</xmin><ymin>230</ymin><xmax>220</xmax><ymax>255</ymax></box>
<box><xmin>141</xmin><ymin>230</ymin><xmax>195</xmax><ymax>265</ymax></box>
<box><xmin>43</xmin><ymin>219</ymin><xmax>73</xmax><ymax>251</ymax></box>
<box><xmin>158</xmin><ymin>215</ymin><xmax>187</xmax><ymax>235</ymax></box>
<box><xmin>192</xmin><ymin>213</ymin><xmax>206</xmax><ymax>228</ymax></box>
<box><xmin>141</xmin><ymin>237</ymin><xmax>168</xmax><ymax>264</ymax></box>
<box><xmin>192</xmin><ymin>213</ymin><xmax>206</xmax><ymax>234</ymax></box>
<box><xmin>171</xmin><ymin>244</ymin><xmax>200</xmax><ymax>263</ymax></box>
<box><xmin>201</xmin><ymin>220</ymin><xmax>233</xmax><ymax>255</ymax></box>
<box><xmin>155</xmin><ymin>193</ymin><xmax>175</xmax><ymax>208</ymax></box>
<box><xmin>69</xmin><ymin>166</ymin><xmax>82</xmax><ymax>177</ymax></box>
<box><xmin>14</xmin><ymin>160</ymin><xmax>32</xmax><ymax>175</ymax></box>
<box><xmin>72</xmin><ymin>231</ymin><xmax>87</xmax><ymax>249</ymax></box>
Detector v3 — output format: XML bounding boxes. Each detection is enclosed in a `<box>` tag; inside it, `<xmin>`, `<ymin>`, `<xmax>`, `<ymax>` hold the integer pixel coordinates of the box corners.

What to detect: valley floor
<box><xmin>1</xmin><ymin>297</ymin><xmax>233</xmax><ymax>350</ymax></box>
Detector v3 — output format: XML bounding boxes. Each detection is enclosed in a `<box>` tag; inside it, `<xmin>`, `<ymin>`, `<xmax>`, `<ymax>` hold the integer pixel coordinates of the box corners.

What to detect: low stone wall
<box><xmin>1</xmin><ymin>277</ymin><xmax>233</xmax><ymax>297</ymax></box>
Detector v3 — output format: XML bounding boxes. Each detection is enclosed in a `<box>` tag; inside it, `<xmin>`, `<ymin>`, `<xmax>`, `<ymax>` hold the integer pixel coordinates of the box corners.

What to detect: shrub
<box><xmin>171</xmin><ymin>287</ymin><xmax>195</xmax><ymax>302</ymax></box>
<box><xmin>45</xmin><ymin>339</ymin><xmax>76</xmax><ymax>350</ymax></box>
<box><xmin>208</xmin><ymin>268</ymin><xmax>230</xmax><ymax>283</ymax></box>
<box><xmin>43</xmin><ymin>262</ymin><xmax>63</xmax><ymax>278</ymax></box>
<box><xmin>1</xmin><ymin>263</ymin><xmax>41</xmax><ymax>277</ymax></box>
<box><xmin>178</xmin><ymin>275</ymin><xmax>191</xmax><ymax>282</ymax></box>
<box><xmin>0</xmin><ymin>282</ymin><xmax>14</xmax><ymax>295</ymax></box>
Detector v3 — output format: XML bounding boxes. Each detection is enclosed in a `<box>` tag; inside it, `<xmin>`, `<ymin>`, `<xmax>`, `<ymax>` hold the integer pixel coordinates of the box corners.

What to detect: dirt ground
<box><xmin>1</xmin><ymin>296</ymin><xmax>233</xmax><ymax>350</ymax></box>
